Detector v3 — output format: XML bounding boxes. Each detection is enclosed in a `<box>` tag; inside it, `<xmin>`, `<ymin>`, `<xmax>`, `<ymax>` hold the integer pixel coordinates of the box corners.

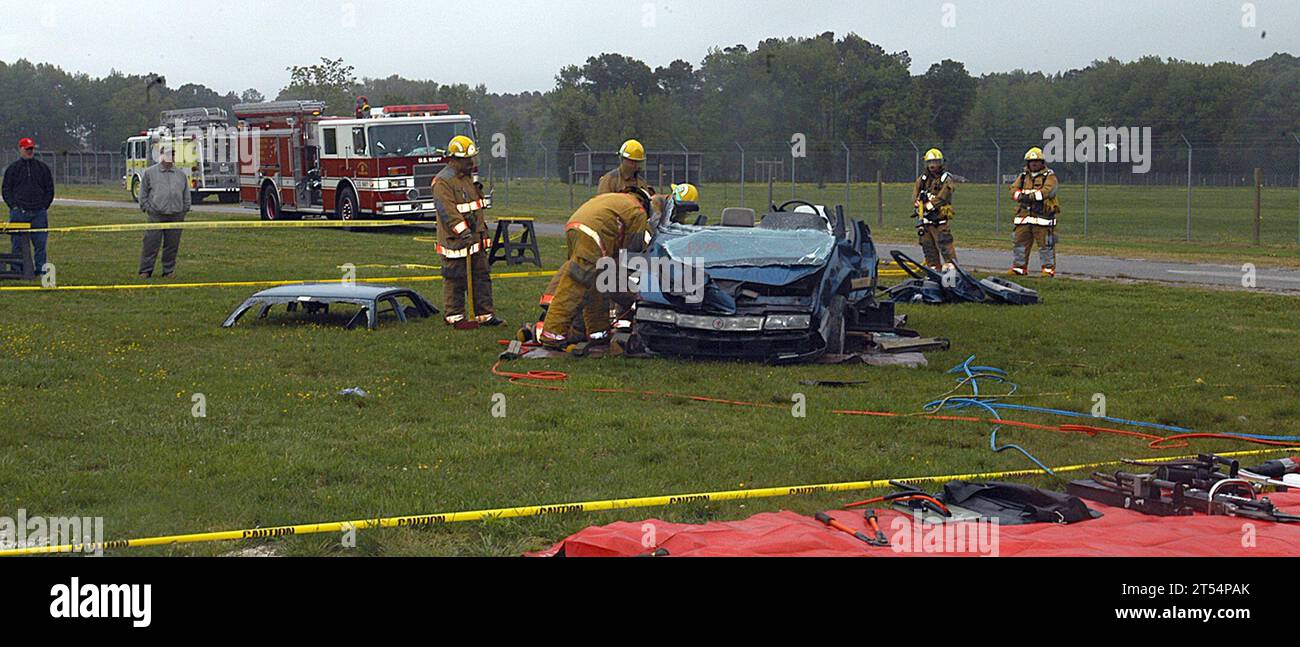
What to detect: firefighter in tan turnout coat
<box><xmin>432</xmin><ymin>135</ymin><xmax>502</xmax><ymax>325</ymax></box>
<box><xmin>912</xmin><ymin>148</ymin><xmax>959</xmax><ymax>271</ymax></box>
<box><xmin>597</xmin><ymin>139</ymin><xmax>651</xmax><ymax>195</ymax></box>
<box><xmin>528</xmin><ymin>139</ymin><xmax>657</xmax><ymax>341</ymax></box>
<box><xmin>1009</xmin><ymin>146</ymin><xmax>1061</xmax><ymax>277</ymax></box>
<box><xmin>536</xmin><ymin>189</ymin><xmax>653</xmax><ymax>349</ymax></box>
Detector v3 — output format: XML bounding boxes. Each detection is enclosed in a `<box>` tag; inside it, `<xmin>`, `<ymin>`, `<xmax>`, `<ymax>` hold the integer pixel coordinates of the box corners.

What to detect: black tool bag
<box><xmin>941</xmin><ymin>481</ymin><xmax>1101</xmax><ymax>525</ymax></box>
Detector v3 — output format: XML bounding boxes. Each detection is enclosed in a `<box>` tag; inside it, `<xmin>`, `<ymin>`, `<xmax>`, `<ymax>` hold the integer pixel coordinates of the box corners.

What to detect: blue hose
<box><xmin>926</xmin><ymin>375</ymin><xmax>1060</xmax><ymax>477</ymax></box>
<box><xmin>934</xmin><ymin>401</ymin><xmax>1194</xmax><ymax>433</ymax></box>
<box><xmin>991</xmin><ymin>428</ymin><xmax>1058</xmax><ymax>477</ymax></box>
<box><xmin>925</xmin><ymin>357</ymin><xmax>1300</xmax><ymax>476</ymax></box>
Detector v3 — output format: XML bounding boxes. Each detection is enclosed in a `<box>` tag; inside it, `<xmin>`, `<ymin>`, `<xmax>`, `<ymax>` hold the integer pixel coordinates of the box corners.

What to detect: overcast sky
<box><xmin>0</xmin><ymin>0</ymin><xmax>1295</xmax><ymax>96</ymax></box>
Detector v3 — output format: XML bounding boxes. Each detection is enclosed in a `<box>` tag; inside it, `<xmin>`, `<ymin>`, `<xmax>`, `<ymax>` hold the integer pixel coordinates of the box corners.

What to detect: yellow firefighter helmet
<box><xmin>671</xmin><ymin>183</ymin><xmax>699</xmax><ymax>202</ymax></box>
<box><xmin>924</xmin><ymin>148</ymin><xmax>944</xmax><ymax>163</ymax></box>
<box><xmin>619</xmin><ymin>139</ymin><xmax>647</xmax><ymax>161</ymax></box>
<box><xmin>447</xmin><ymin>135</ymin><xmax>478</xmax><ymax>158</ymax></box>
<box><xmin>1024</xmin><ymin>147</ymin><xmax>1045</xmax><ymax>161</ymax></box>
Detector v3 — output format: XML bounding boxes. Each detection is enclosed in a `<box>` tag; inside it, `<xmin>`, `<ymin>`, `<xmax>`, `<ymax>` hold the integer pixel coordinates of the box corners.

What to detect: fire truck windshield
<box><xmin>369</xmin><ymin>121</ymin><xmax>475</xmax><ymax>158</ymax></box>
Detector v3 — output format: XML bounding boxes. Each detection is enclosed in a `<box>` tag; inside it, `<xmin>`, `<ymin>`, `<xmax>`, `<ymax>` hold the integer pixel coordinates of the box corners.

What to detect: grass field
<box><xmin>58</xmin><ymin>178</ymin><xmax>1300</xmax><ymax>268</ymax></box>
<box><xmin>2</xmin><ymin>203</ymin><xmax>1298</xmax><ymax>556</ymax></box>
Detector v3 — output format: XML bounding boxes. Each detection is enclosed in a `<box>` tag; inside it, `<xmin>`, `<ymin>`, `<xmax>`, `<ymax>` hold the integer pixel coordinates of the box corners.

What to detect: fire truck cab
<box><xmin>233</xmin><ymin>100</ymin><xmax>479</xmax><ymax>221</ymax></box>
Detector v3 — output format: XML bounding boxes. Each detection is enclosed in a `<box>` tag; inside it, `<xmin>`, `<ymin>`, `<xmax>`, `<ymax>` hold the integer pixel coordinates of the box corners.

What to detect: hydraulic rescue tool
<box><xmin>1068</xmin><ymin>454</ymin><xmax>1300</xmax><ymax>522</ymax></box>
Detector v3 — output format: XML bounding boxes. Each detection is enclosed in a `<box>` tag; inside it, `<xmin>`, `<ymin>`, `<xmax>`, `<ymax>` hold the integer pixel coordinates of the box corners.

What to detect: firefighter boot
<box><xmin>934</xmin><ymin>221</ymin><xmax>958</xmax><ymax>268</ymax></box>
<box><xmin>441</xmin><ymin>258</ymin><xmax>468</xmax><ymax>324</ymax></box>
<box><xmin>1010</xmin><ymin>224</ymin><xmax>1034</xmax><ymax>276</ymax></box>
<box><xmin>467</xmin><ymin>251</ymin><xmax>502</xmax><ymax>325</ymax></box>
<box><xmin>1039</xmin><ymin>226</ymin><xmax>1057</xmax><ymax>277</ymax></box>
<box><xmin>918</xmin><ymin>225</ymin><xmax>943</xmax><ymax>271</ymax></box>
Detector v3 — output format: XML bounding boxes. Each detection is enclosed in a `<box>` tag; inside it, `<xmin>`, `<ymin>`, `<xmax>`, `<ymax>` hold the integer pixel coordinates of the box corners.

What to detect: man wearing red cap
<box><xmin>2</xmin><ymin>137</ymin><xmax>56</xmax><ymax>274</ymax></box>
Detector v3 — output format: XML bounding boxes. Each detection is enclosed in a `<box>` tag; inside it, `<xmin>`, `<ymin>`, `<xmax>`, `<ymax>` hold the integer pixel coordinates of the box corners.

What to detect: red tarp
<box><xmin>528</xmin><ymin>490</ymin><xmax>1300</xmax><ymax>557</ymax></box>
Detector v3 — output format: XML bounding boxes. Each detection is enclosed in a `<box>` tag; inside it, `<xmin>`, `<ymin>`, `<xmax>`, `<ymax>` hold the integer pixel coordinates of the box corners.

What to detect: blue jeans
<box><xmin>9</xmin><ymin>207</ymin><xmax>48</xmax><ymax>273</ymax></box>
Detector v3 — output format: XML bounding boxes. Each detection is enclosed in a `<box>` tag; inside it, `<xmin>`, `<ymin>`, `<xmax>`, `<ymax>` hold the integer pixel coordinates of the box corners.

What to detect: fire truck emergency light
<box><xmin>381</xmin><ymin>104</ymin><xmax>451</xmax><ymax>117</ymax></box>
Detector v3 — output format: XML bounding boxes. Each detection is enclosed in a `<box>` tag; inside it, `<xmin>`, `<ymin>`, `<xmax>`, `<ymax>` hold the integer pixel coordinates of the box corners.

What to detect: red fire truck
<box><xmin>232</xmin><ymin>100</ymin><xmax>482</xmax><ymax>220</ymax></box>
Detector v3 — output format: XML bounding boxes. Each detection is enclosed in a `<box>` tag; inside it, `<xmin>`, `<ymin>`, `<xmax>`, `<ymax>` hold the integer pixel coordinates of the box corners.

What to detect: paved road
<box><xmin>53</xmin><ymin>198</ymin><xmax>1300</xmax><ymax>293</ymax></box>
<box><xmin>878</xmin><ymin>243</ymin><xmax>1300</xmax><ymax>293</ymax></box>
<box><xmin>58</xmin><ymin>198</ymin><xmax>248</xmax><ymax>216</ymax></box>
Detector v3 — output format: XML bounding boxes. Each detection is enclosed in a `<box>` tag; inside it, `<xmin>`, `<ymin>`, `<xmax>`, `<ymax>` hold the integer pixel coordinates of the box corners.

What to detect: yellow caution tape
<box><xmin>2</xmin><ymin>446</ymin><xmax>1292</xmax><ymax>556</ymax></box>
<box><xmin>0</xmin><ymin>222</ymin><xmax>32</xmax><ymax>231</ymax></box>
<box><xmin>0</xmin><ymin>270</ymin><xmax>555</xmax><ymax>292</ymax></box>
<box><xmin>342</xmin><ymin>263</ymin><xmax>442</xmax><ymax>271</ymax></box>
<box><xmin>22</xmin><ymin>219</ymin><xmax>435</xmax><ymax>234</ymax></box>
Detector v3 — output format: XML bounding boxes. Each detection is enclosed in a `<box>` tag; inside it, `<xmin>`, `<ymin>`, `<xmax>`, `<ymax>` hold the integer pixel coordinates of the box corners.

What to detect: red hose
<box><xmin>491</xmin><ymin>354</ymin><xmax>1297</xmax><ymax>452</ymax></box>
<box><xmin>490</xmin><ymin>360</ymin><xmax>568</xmax><ymax>383</ymax></box>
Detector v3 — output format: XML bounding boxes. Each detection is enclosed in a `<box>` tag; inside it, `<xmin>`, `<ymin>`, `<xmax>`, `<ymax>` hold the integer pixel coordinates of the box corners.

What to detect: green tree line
<box><xmin>2</xmin><ymin>33</ymin><xmax>1297</xmax><ymax>183</ymax></box>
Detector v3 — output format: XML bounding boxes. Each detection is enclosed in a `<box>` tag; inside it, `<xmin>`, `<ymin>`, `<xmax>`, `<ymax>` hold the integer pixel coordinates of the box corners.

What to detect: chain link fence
<box><xmin>17</xmin><ymin>136</ymin><xmax>1299</xmax><ymax>247</ymax></box>
<box><xmin>0</xmin><ymin>149</ymin><xmax>125</xmax><ymax>186</ymax></box>
<box><xmin>478</xmin><ymin>134</ymin><xmax>1300</xmax><ymax>246</ymax></box>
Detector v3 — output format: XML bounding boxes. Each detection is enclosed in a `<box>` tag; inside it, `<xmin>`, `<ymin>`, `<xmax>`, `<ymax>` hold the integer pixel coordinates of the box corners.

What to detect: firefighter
<box><xmin>432</xmin><ymin>135</ymin><xmax>502</xmax><ymax>326</ymax></box>
<box><xmin>355</xmin><ymin>96</ymin><xmax>371</xmax><ymax>119</ymax></box>
<box><xmin>537</xmin><ymin>188</ymin><xmax>654</xmax><ymax>349</ymax></box>
<box><xmin>912</xmin><ymin>148</ymin><xmax>958</xmax><ymax>271</ymax></box>
<box><xmin>1009</xmin><ymin>147</ymin><xmax>1060</xmax><ymax>277</ymax></box>
<box><xmin>665</xmin><ymin>182</ymin><xmax>698</xmax><ymax>224</ymax></box>
<box><xmin>597</xmin><ymin>139</ymin><xmax>651</xmax><ymax>194</ymax></box>
<box><xmin>525</xmin><ymin>184</ymin><xmax>688</xmax><ymax>343</ymax></box>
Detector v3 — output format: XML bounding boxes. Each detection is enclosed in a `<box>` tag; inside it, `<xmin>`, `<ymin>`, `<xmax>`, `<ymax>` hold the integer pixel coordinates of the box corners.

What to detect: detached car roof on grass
<box><xmin>222</xmin><ymin>283</ymin><xmax>439</xmax><ymax>330</ymax></box>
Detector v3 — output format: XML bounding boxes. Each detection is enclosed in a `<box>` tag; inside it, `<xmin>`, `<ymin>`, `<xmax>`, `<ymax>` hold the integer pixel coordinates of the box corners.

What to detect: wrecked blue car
<box><xmin>631</xmin><ymin>200</ymin><xmax>900</xmax><ymax>363</ymax></box>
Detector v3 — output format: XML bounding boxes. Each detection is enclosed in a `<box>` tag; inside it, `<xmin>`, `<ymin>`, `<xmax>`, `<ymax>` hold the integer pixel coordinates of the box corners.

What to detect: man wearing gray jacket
<box><xmin>137</xmin><ymin>144</ymin><xmax>192</xmax><ymax>278</ymax></box>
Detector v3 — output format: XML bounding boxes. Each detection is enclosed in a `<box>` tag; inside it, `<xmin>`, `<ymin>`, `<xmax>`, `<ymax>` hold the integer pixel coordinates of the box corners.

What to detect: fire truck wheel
<box><xmin>335</xmin><ymin>187</ymin><xmax>359</xmax><ymax>221</ymax></box>
<box><xmin>259</xmin><ymin>185</ymin><xmax>282</xmax><ymax>221</ymax></box>
<box><xmin>130</xmin><ymin>176</ymin><xmax>141</xmax><ymax>203</ymax></box>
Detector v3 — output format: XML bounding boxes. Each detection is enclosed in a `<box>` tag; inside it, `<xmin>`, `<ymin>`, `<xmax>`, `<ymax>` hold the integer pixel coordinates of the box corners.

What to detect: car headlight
<box><xmin>763</xmin><ymin>314</ymin><xmax>812</xmax><ymax>330</ymax></box>
<box><xmin>636</xmin><ymin>308</ymin><xmax>677</xmax><ymax>324</ymax></box>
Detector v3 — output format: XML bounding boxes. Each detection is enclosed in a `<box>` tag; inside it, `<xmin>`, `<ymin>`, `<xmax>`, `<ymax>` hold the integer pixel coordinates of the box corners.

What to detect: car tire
<box><xmin>129</xmin><ymin>176</ymin><xmax>140</xmax><ymax>203</ymax></box>
<box><xmin>824</xmin><ymin>295</ymin><xmax>847</xmax><ymax>355</ymax></box>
